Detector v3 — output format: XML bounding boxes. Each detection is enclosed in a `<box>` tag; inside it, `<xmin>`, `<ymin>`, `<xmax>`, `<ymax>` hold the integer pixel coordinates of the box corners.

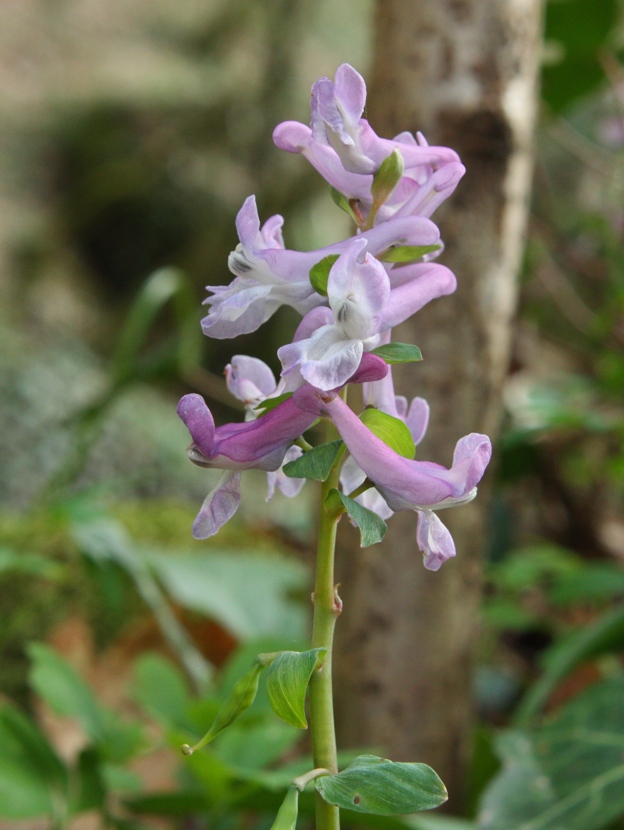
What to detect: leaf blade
<box><xmin>266</xmin><ymin>649</ymin><xmax>327</xmax><ymax>729</ymax></box>
<box><xmin>315</xmin><ymin>755</ymin><xmax>447</xmax><ymax>815</ymax></box>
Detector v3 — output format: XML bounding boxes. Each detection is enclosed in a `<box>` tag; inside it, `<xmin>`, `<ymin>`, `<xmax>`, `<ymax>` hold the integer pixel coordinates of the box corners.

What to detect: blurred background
<box><xmin>1</xmin><ymin>1</ymin><xmax>624</xmax><ymax>828</ymax></box>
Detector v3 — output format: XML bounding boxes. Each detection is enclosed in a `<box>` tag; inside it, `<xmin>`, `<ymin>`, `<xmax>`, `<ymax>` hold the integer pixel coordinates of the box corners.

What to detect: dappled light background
<box><xmin>2</xmin><ymin>0</ymin><xmax>624</xmax><ymax>828</ymax></box>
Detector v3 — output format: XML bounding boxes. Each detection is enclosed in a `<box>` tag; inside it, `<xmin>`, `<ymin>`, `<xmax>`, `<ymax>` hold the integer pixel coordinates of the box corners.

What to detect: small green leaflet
<box><xmin>309</xmin><ymin>255</ymin><xmax>340</xmax><ymax>296</ymax></box>
<box><xmin>182</xmin><ymin>658</ymin><xmax>265</xmax><ymax>754</ymax></box>
<box><xmin>371</xmin><ymin>149</ymin><xmax>405</xmax><ymax>206</ymax></box>
<box><xmin>335</xmin><ymin>492</ymin><xmax>387</xmax><ymax>548</ymax></box>
<box><xmin>379</xmin><ymin>244</ymin><xmax>442</xmax><ymax>263</ymax></box>
<box><xmin>360</xmin><ymin>409</ymin><xmax>415</xmax><ymax>459</ymax></box>
<box><xmin>329</xmin><ymin>186</ymin><xmax>360</xmax><ymax>223</ymax></box>
<box><xmin>269</xmin><ymin>786</ymin><xmax>299</xmax><ymax>830</ymax></box>
<box><xmin>266</xmin><ymin>649</ymin><xmax>326</xmax><ymax>729</ymax></box>
<box><xmin>371</xmin><ymin>342</ymin><xmax>423</xmax><ymax>365</ymax></box>
<box><xmin>315</xmin><ymin>755</ymin><xmax>447</xmax><ymax>815</ymax></box>
<box><xmin>253</xmin><ymin>392</ymin><xmax>294</xmax><ymax>416</ymax></box>
<box><xmin>283</xmin><ymin>440</ymin><xmax>344</xmax><ymax>481</ymax></box>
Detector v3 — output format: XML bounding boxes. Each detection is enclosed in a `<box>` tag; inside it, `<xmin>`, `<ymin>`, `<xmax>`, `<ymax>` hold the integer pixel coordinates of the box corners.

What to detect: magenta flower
<box><xmin>202</xmin><ymin>195</ymin><xmax>444</xmax><ymax>339</ymax></box>
<box><xmin>294</xmin><ymin>386</ymin><xmax>491</xmax><ymax>570</ymax></box>
<box><xmin>273</xmin><ymin>64</ymin><xmax>465</xmax><ymax>224</ymax></box>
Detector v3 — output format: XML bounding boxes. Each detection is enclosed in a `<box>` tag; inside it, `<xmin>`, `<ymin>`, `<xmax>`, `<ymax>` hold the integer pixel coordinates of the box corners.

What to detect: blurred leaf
<box><xmin>212</xmin><ymin>718</ymin><xmax>300</xmax><ymax>771</ymax></box>
<box><xmin>480</xmin><ymin>676</ymin><xmax>624</xmax><ymax>829</ymax></box>
<box><xmin>359</xmin><ymin>409</ymin><xmax>416</xmax><ymax>459</ymax></box>
<box><xmin>132</xmin><ymin>653</ymin><xmax>192</xmax><ymax>729</ymax></box>
<box><xmin>542</xmin><ymin>0</ymin><xmax>619</xmax><ymax>111</ymax></box>
<box><xmin>147</xmin><ymin>549</ymin><xmax>308</xmax><ymax>641</ymax></box>
<box><xmin>269</xmin><ymin>786</ymin><xmax>299</xmax><ymax>830</ymax></box>
<box><xmin>283</xmin><ymin>440</ymin><xmax>344</xmax><ymax>481</ymax></box>
<box><xmin>266</xmin><ymin>648</ymin><xmax>326</xmax><ymax>729</ymax></box>
<box><xmin>514</xmin><ymin>603</ymin><xmax>624</xmax><ymax>727</ymax></box>
<box><xmin>0</xmin><ymin>547</ymin><xmax>65</xmax><ymax>580</ymax></box>
<box><xmin>489</xmin><ymin>544</ymin><xmax>580</xmax><ymax>591</ymax></box>
<box><xmin>72</xmin><ymin>748</ymin><xmax>106</xmax><ymax>814</ymax></box>
<box><xmin>28</xmin><ymin>643</ymin><xmax>108</xmax><ymax>742</ymax></box>
<box><xmin>549</xmin><ymin>564</ymin><xmax>624</xmax><ymax>605</ymax></box>
<box><xmin>0</xmin><ymin>706</ymin><xmax>66</xmax><ymax>818</ymax></box>
<box><xmin>315</xmin><ymin>755</ymin><xmax>447</xmax><ymax>815</ymax></box>
<box><xmin>335</xmin><ymin>492</ymin><xmax>387</xmax><ymax>548</ymax></box>
<box><xmin>481</xmin><ymin>598</ymin><xmax>538</xmax><ymax>631</ymax></box>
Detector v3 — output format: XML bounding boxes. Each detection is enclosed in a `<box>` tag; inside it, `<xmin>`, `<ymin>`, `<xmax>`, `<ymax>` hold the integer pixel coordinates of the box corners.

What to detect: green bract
<box><xmin>266</xmin><ymin>649</ymin><xmax>327</xmax><ymax>729</ymax></box>
<box><xmin>334</xmin><ymin>492</ymin><xmax>387</xmax><ymax>548</ymax></box>
<box><xmin>359</xmin><ymin>409</ymin><xmax>416</xmax><ymax>459</ymax></box>
<box><xmin>309</xmin><ymin>255</ymin><xmax>340</xmax><ymax>296</ymax></box>
<box><xmin>181</xmin><ymin>657</ymin><xmax>267</xmax><ymax>754</ymax></box>
<box><xmin>379</xmin><ymin>244</ymin><xmax>442</xmax><ymax>263</ymax></box>
<box><xmin>283</xmin><ymin>440</ymin><xmax>344</xmax><ymax>481</ymax></box>
<box><xmin>371</xmin><ymin>150</ymin><xmax>405</xmax><ymax>206</ymax></box>
<box><xmin>371</xmin><ymin>342</ymin><xmax>423</xmax><ymax>364</ymax></box>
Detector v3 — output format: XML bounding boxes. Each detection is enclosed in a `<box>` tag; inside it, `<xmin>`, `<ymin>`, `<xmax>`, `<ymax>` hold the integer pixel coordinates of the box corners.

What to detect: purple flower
<box><xmin>178</xmin><ymin>353</ymin><xmax>388</xmax><ymax>538</ymax></box>
<box><xmin>202</xmin><ymin>195</ymin><xmax>445</xmax><ymax>339</ymax></box>
<box><xmin>273</xmin><ymin>64</ymin><xmax>465</xmax><ymax>224</ymax></box>
<box><xmin>278</xmin><ymin>240</ymin><xmax>456</xmax><ymax>391</ymax></box>
<box><xmin>294</xmin><ymin>387</ymin><xmax>491</xmax><ymax>569</ymax></box>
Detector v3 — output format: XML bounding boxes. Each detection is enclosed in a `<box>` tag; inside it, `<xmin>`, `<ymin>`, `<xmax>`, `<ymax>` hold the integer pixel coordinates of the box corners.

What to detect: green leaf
<box><xmin>182</xmin><ymin>659</ymin><xmax>265</xmax><ymax>753</ymax></box>
<box><xmin>336</xmin><ymin>492</ymin><xmax>387</xmax><ymax>548</ymax></box>
<box><xmin>371</xmin><ymin>150</ymin><xmax>405</xmax><ymax>206</ymax></box>
<box><xmin>360</xmin><ymin>409</ymin><xmax>416</xmax><ymax>459</ymax></box>
<box><xmin>27</xmin><ymin>643</ymin><xmax>108</xmax><ymax>743</ymax></box>
<box><xmin>254</xmin><ymin>392</ymin><xmax>294</xmax><ymax>415</ymax></box>
<box><xmin>283</xmin><ymin>440</ymin><xmax>344</xmax><ymax>481</ymax></box>
<box><xmin>329</xmin><ymin>186</ymin><xmax>360</xmax><ymax>223</ymax></box>
<box><xmin>0</xmin><ymin>547</ymin><xmax>65</xmax><ymax>580</ymax></box>
<box><xmin>309</xmin><ymin>255</ymin><xmax>340</xmax><ymax>296</ymax></box>
<box><xmin>145</xmin><ymin>549</ymin><xmax>308</xmax><ymax>641</ymax></box>
<box><xmin>266</xmin><ymin>649</ymin><xmax>326</xmax><ymax>729</ymax></box>
<box><xmin>0</xmin><ymin>706</ymin><xmax>67</xmax><ymax>818</ymax></box>
<box><xmin>270</xmin><ymin>786</ymin><xmax>299</xmax><ymax>830</ymax></box>
<box><xmin>514</xmin><ymin>602</ymin><xmax>624</xmax><ymax>727</ymax></box>
<box><xmin>133</xmin><ymin>653</ymin><xmax>192</xmax><ymax>730</ymax></box>
<box><xmin>542</xmin><ymin>0</ymin><xmax>618</xmax><ymax>111</ymax></box>
<box><xmin>315</xmin><ymin>755</ymin><xmax>447</xmax><ymax>815</ymax></box>
<box><xmin>371</xmin><ymin>342</ymin><xmax>423</xmax><ymax>365</ymax></box>
<box><xmin>72</xmin><ymin>748</ymin><xmax>106</xmax><ymax>814</ymax></box>
<box><xmin>379</xmin><ymin>244</ymin><xmax>442</xmax><ymax>263</ymax></box>
<box><xmin>480</xmin><ymin>676</ymin><xmax>624</xmax><ymax>830</ymax></box>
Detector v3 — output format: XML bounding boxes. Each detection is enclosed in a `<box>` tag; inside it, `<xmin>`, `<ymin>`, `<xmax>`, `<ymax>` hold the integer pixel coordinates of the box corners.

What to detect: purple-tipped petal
<box><xmin>294</xmin><ymin>389</ymin><xmax>490</xmax><ymax>511</ymax></box>
<box><xmin>416</xmin><ymin>510</ymin><xmax>456</xmax><ymax>571</ymax></box>
<box><xmin>328</xmin><ymin>241</ymin><xmax>390</xmax><ymax>340</ymax></box>
<box><xmin>177</xmin><ymin>394</ymin><xmax>215</xmax><ymax>458</ymax></box>
<box><xmin>192</xmin><ymin>471</ymin><xmax>242</xmax><ymax>539</ymax></box>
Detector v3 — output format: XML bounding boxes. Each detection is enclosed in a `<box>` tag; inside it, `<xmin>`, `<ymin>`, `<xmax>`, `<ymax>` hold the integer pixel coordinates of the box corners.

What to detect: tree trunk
<box><xmin>334</xmin><ymin>0</ymin><xmax>544</xmax><ymax>809</ymax></box>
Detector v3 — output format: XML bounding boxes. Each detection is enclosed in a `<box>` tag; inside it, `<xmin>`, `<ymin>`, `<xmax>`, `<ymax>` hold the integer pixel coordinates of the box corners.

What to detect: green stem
<box><xmin>308</xmin><ymin>427</ymin><xmax>342</xmax><ymax>830</ymax></box>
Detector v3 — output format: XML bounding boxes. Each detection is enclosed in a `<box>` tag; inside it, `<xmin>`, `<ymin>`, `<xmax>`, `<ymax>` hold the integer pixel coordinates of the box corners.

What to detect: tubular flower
<box><xmin>294</xmin><ymin>386</ymin><xmax>491</xmax><ymax>570</ymax></box>
<box><xmin>178</xmin><ymin>354</ymin><xmax>388</xmax><ymax>538</ymax></box>
<box><xmin>278</xmin><ymin>239</ymin><xmax>456</xmax><ymax>391</ymax></box>
<box><xmin>273</xmin><ymin>64</ymin><xmax>465</xmax><ymax>224</ymax></box>
<box><xmin>202</xmin><ymin>195</ymin><xmax>445</xmax><ymax>339</ymax></box>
